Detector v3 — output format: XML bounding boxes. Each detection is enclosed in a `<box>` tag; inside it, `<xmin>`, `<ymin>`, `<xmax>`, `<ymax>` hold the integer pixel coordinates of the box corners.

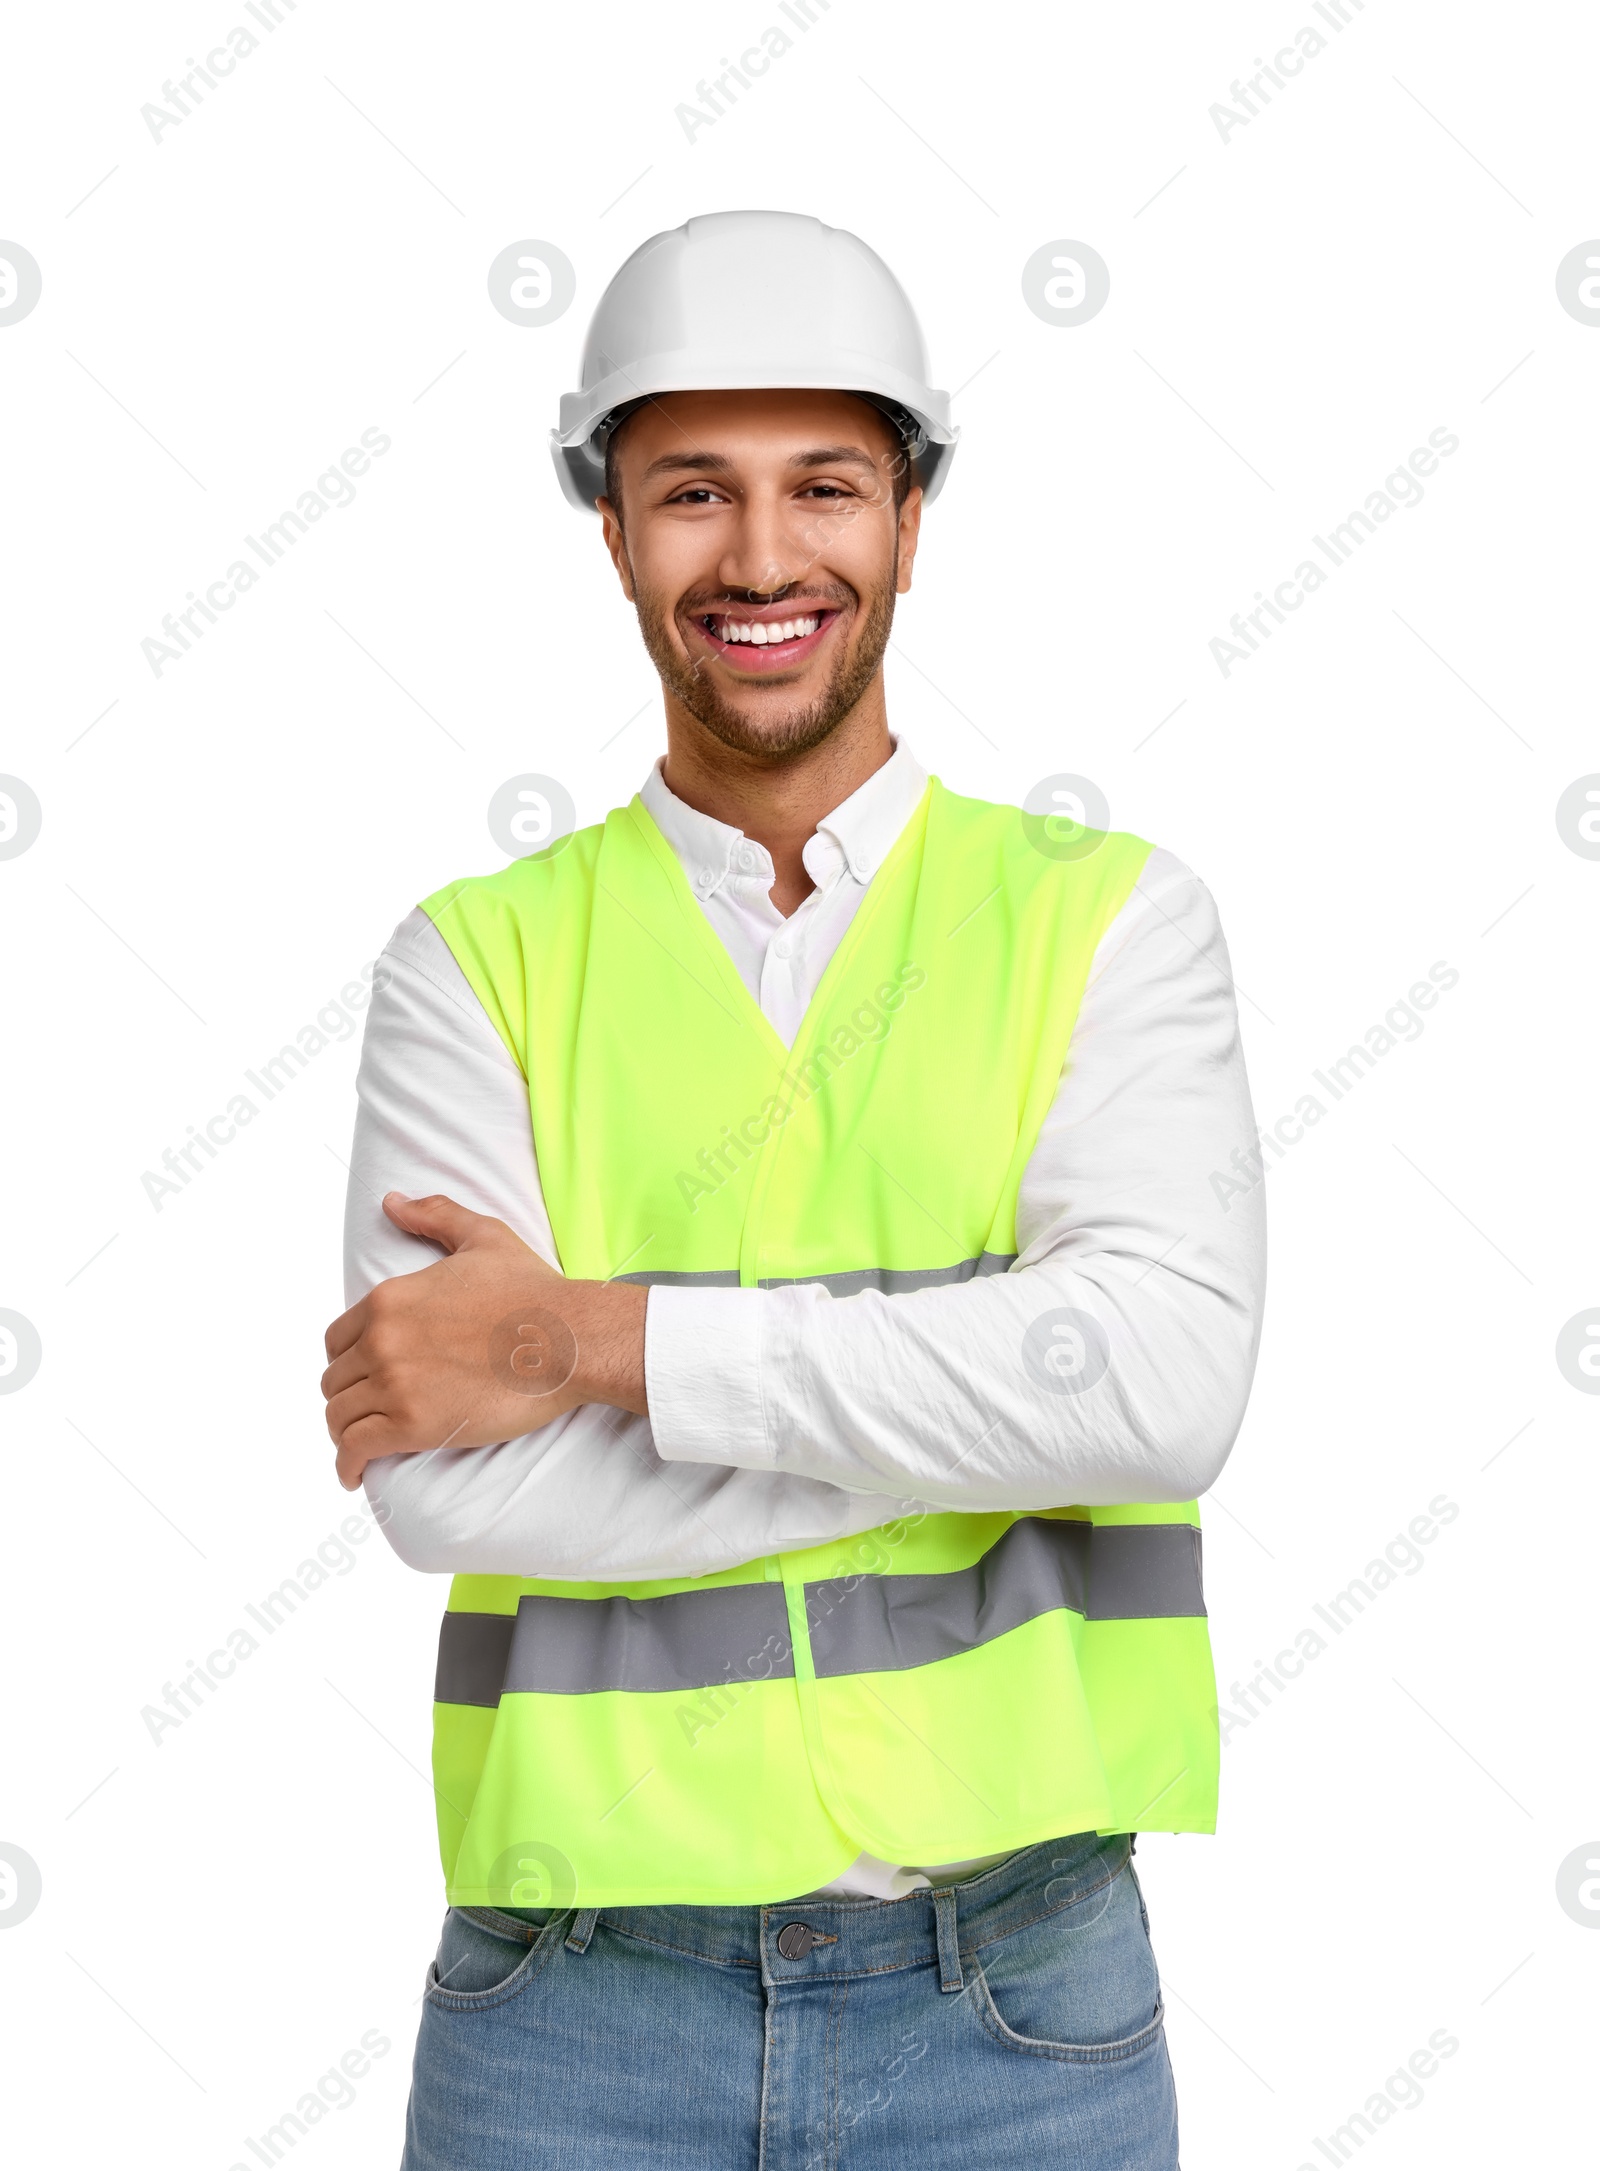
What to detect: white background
<box><xmin>2</xmin><ymin>1</ymin><xmax>1596</xmax><ymax>2164</ymax></box>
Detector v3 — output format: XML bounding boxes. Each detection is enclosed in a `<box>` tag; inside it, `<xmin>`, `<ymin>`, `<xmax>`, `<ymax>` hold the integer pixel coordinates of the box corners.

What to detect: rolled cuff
<box><xmin>645</xmin><ymin>1284</ymin><xmax>774</xmax><ymax>1470</ymax></box>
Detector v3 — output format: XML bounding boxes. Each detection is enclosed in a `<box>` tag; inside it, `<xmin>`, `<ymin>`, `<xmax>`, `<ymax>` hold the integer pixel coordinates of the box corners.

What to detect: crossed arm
<box><xmin>322</xmin><ymin>854</ymin><xmax>1267</xmax><ymax>1582</ymax></box>
<box><xmin>322</xmin><ymin>1188</ymin><xmax>648</xmax><ymax>1490</ymax></box>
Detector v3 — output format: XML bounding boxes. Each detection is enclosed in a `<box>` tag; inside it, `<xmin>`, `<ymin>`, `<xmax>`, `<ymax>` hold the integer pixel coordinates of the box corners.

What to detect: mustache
<box><xmin>678</xmin><ymin>583</ymin><xmax>856</xmax><ymax>614</ymax></box>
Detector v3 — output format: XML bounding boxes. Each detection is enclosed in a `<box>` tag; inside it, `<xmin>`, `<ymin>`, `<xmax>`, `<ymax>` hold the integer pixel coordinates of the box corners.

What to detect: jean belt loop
<box><xmin>564</xmin><ymin>1907</ymin><xmax>599</xmax><ymax>1954</ymax></box>
<box><xmin>933</xmin><ymin>1885</ymin><xmax>963</xmax><ymax>1994</ymax></box>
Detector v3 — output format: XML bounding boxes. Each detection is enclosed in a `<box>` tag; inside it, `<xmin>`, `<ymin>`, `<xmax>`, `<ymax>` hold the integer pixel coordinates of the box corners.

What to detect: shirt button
<box><xmin>772</xmin><ymin>936</ymin><xmax>791</xmax><ymax>960</ymax></box>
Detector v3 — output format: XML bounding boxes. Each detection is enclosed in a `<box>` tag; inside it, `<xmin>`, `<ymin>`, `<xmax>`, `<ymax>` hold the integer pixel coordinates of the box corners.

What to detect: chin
<box><xmin>688</xmin><ymin>697</ymin><xmax>849</xmax><ymax>762</ymax></box>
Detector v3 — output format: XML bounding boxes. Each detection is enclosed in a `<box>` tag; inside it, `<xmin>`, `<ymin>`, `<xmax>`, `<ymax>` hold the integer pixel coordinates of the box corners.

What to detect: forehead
<box><xmin>613</xmin><ymin>387</ymin><xmax>899</xmax><ymax>473</ymax></box>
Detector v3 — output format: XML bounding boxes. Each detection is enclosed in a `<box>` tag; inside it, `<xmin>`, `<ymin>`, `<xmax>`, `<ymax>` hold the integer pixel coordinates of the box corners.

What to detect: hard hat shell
<box><xmin>550</xmin><ymin>209</ymin><xmax>957</xmax><ymax>511</ymax></box>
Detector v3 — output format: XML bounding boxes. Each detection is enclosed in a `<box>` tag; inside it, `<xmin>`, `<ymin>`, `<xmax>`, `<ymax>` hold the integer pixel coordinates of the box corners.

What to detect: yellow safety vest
<box><xmin>419</xmin><ymin>778</ymin><xmax>1219</xmax><ymax>1907</ymax></box>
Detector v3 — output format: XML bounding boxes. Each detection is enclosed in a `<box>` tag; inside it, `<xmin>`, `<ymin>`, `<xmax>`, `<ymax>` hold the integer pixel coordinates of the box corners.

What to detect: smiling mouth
<box><xmin>692</xmin><ymin>608</ymin><xmax>840</xmax><ymax>670</ymax></box>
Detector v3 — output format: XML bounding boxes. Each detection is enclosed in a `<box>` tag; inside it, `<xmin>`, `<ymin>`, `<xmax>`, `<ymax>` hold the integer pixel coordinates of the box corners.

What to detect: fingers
<box><xmin>335</xmin><ymin>1415</ymin><xmax>395</xmax><ymax>1492</ymax></box>
<box><xmin>320</xmin><ymin>1345</ymin><xmax>370</xmax><ymax>1404</ymax></box>
<box><xmin>324</xmin><ymin>1369</ymin><xmax>480</xmax><ymax>1460</ymax></box>
<box><xmin>323</xmin><ymin>1377</ymin><xmax>389</xmax><ymax>1448</ymax></box>
<box><xmin>383</xmin><ymin>1191</ymin><xmax>503</xmax><ymax>1255</ymax></box>
<box><xmin>324</xmin><ymin>1297</ymin><xmax>368</xmax><ymax>1363</ymax></box>
<box><xmin>332</xmin><ymin>1406</ymin><xmax>477</xmax><ymax>1489</ymax></box>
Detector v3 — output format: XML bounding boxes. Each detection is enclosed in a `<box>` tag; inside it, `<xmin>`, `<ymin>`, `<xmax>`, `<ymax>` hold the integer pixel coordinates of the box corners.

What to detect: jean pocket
<box><xmin>969</xmin><ymin>1968</ymin><xmax>1167</xmax><ymax>2063</ymax></box>
<box><xmin>966</xmin><ymin>1862</ymin><xmax>1165</xmax><ymax>2062</ymax></box>
<box><xmin>421</xmin><ymin>1906</ymin><xmax>563</xmax><ymax>2012</ymax></box>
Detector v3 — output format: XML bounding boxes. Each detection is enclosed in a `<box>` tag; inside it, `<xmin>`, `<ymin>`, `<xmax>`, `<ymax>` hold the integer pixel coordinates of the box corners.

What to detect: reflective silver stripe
<box><xmin>614</xmin><ymin>1254</ymin><xmax>1017</xmax><ymax>1295</ymax></box>
<box><xmin>436</xmin><ymin>1611</ymin><xmax>514</xmax><ymax>1707</ymax></box>
<box><xmin>759</xmin><ymin>1254</ymin><xmax>1016</xmax><ymax>1296</ymax></box>
<box><xmin>435</xmin><ymin>1582</ymin><xmax>794</xmax><ymax>1704</ymax></box>
<box><xmin>805</xmin><ymin>1519</ymin><xmax>1205</xmax><ymax>1679</ymax></box>
<box><xmin>435</xmin><ymin>1520</ymin><xmax>1201</xmax><ymax>1704</ymax></box>
<box><xmin>1079</xmin><ymin>1524</ymin><xmax>1206</xmax><ymax>1620</ymax></box>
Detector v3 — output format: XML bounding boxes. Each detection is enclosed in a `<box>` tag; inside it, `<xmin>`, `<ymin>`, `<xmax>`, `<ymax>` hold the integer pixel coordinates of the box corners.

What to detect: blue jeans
<box><xmin>401</xmin><ymin>1829</ymin><xmax>1179</xmax><ymax>2168</ymax></box>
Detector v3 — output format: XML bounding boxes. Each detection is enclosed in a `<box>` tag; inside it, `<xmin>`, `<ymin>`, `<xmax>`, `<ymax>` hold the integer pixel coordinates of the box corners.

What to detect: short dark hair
<box><xmin>602</xmin><ymin>394</ymin><xmax>917</xmax><ymax>523</ymax></box>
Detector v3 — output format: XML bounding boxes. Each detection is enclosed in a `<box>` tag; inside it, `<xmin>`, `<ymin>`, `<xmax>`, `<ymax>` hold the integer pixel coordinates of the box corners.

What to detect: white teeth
<box><xmin>716</xmin><ymin>613</ymin><xmax>820</xmax><ymax>643</ymax></box>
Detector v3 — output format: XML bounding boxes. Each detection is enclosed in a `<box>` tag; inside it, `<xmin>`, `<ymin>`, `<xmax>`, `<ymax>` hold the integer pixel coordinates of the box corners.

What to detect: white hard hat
<box><xmin>550</xmin><ymin>209</ymin><xmax>958</xmax><ymax>512</ymax></box>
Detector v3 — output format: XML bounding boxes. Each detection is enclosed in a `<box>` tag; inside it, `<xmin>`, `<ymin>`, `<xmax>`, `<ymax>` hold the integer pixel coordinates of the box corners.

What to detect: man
<box><xmin>324</xmin><ymin>209</ymin><xmax>1265</xmax><ymax>2169</ymax></box>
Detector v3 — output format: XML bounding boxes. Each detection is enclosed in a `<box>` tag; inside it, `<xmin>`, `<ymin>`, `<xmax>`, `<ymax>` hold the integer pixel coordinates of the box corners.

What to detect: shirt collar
<box><xmin>639</xmin><ymin>738</ymin><xmax>929</xmax><ymax>901</ymax></box>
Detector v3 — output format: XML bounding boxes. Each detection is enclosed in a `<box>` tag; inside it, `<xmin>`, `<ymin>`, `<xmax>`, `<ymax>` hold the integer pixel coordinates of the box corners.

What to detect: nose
<box><xmin>715</xmin><ymin>486</ymin><xmax>825</xmax><ymax>601</ymax></box>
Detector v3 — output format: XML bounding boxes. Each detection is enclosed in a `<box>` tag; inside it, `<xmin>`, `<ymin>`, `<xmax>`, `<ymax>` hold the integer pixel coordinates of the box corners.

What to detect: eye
<box><xmin>665</xmin><ymin>483</ymin><xmax>729</xmax><ymax>506</ymax></box>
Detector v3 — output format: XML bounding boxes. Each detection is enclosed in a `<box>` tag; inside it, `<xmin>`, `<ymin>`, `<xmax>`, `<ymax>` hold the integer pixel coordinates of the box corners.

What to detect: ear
<box><xmin>597</xmin><ymin>496</ymin><xmax>636</xmax><ymax>601</ymax></box>
<box><xmin>895</xmin><ymin>484</ymin><xmax>924</xmax><ymax>596</ymax></box>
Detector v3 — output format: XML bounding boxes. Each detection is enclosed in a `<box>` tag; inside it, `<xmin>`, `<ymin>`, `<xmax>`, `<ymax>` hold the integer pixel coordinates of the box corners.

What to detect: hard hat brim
<box><xmin>549</xmin><ymin>363</ymin><xmax>958</xmax><ymax>514</ymax></box>
<box><xmin>550</xmin><ymin>432</ymin><xmax>956</xmax><ymax>514</ymax></box>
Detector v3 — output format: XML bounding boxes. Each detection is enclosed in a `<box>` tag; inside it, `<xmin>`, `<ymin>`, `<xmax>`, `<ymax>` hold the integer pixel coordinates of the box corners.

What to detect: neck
<box><xmin>659</xmin><ymin>684</ymin><xmax>893</xmax><ymax>916</ymax></box>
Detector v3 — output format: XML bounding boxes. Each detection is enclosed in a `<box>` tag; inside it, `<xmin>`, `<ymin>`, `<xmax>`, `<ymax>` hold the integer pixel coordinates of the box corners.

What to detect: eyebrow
<box><xmin>639</xmin><ymin>444</ymin><xmax>881</xmax><ymax>483</ymax></box>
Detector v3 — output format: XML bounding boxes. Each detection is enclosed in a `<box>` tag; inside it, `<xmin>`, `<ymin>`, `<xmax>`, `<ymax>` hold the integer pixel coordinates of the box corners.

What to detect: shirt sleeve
<box><xmin>646</xmin><ymin>850</ymin><xmax>1268</xmax><ymax>1507</ymax></box>
<box><xmin>346</xmin><ymin>909</ymin><xmax>918</xmax><ymax>1580</ymax></box>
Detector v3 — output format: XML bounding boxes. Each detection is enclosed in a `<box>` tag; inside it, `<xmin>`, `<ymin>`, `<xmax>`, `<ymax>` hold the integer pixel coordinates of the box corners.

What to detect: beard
<box><xmin>631</xmin><ymin>563</ymin><xmax>898</xmax><ymax>762</ymax></box>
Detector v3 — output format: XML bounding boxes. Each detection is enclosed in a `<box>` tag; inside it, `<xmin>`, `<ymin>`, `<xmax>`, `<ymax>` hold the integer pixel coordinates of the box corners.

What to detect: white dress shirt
<box><xmin>345</xmin><ymin>739</ymin><xmax>1266</xmax><ymax>1899</ymax></box>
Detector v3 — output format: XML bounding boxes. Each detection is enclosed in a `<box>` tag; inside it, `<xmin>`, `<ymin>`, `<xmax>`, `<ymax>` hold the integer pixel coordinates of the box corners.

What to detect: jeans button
<box><xmin>776</xmin><ymin>1920</ymin><xmax>819</xmax><ymax>1960</ymax></box>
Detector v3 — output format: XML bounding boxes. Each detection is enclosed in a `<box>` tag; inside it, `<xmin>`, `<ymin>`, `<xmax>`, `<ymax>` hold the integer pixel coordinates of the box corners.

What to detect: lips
<box><xmin>690</xmin><ymin>607</ymin><xmax>840</xmax><ymax>673</ymax></box>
